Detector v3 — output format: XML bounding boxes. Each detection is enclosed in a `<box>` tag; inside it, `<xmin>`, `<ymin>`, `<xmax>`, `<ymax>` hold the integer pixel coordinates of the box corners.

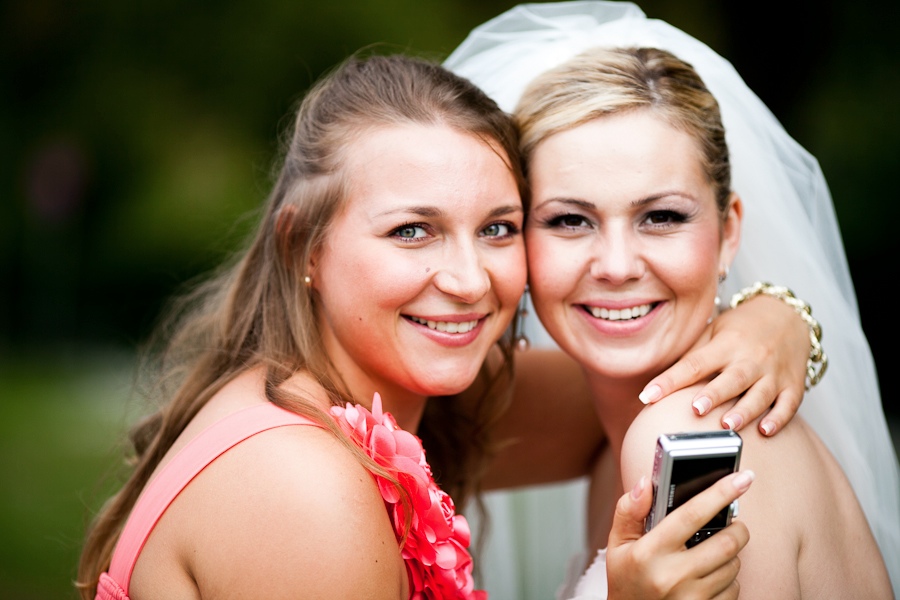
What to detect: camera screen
<box><xmin>668</xmin><ymin>455</ymin><xmax>735</xmax><ymax>527</ymax></box>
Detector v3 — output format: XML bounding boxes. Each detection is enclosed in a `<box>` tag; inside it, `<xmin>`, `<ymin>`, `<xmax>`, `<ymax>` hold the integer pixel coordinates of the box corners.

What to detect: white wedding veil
<box><xmin>446</xmin><ymin>2</ymin><xmax>900</xmax><ymax>596</ymax></box>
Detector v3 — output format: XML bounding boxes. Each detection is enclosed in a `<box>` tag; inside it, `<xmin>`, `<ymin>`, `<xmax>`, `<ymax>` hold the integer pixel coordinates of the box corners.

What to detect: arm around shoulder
<box><xmin>480</xmin><ymin>348</ymin><xmax>605</xmax><ymax>489</ymax></box>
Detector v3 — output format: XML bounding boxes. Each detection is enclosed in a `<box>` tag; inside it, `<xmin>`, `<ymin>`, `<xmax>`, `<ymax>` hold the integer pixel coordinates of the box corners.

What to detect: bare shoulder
<box><xmin>621</xmin><ymin>385</ymin><xmax>891</xmax><ymax>599</ymax></box>
<box><xmin>136</xmin><ymin>419</ymin><xmax>407</xmax><ymax>599</ymax></box>
<box><xmin>620</xmin><ymin>384</ymin><xmax>717</xmax><ymax>485</ymax></box>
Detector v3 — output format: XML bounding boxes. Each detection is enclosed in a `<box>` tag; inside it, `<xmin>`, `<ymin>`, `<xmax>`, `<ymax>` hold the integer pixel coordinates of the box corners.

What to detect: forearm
<box><xmin>482</xmin><ymin>348</ymin><xmax>605</xmax><ymax>489</ymax></box>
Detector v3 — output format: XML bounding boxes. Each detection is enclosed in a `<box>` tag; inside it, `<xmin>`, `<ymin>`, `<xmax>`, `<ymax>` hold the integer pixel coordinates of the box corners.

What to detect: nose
<box><xmin>432</xmin><ymin>240</ymin><xmax>492</xmax><ymax>303</ymax></box>
<box><xmin>589</xmin><ymin>227</ymin><xmax>645</xmax><ymax>284</ymax></box>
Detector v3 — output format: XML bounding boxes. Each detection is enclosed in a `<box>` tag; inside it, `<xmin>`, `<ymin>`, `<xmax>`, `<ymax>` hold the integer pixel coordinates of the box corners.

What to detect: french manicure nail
<box><xmin>639</xmin><ymin>384</ymin><xmax>661</xmax><ymax>404</ymax></box>
<box><xmin>760</xmin><ymin>421</ymin><xmax>775</xmax><ymax>436</ymax></box>
<box><xmin>631</xmin><ymin>476</ymin><xmax>646</xmax><ymax>499</ymax></box>
<box><xmin>723</xmin><ymin>414</ymin><xmax>743</xmax><ymax>430</ymax></box>
<box><xmin>732</xmin><ymin>470</ymin><xmax>755</xmax><ymax>492</ymax></box>
<box><xmin>692</xmin><ymin>396</ymin><xmax>712</xmax><ymax>415</ymax></box>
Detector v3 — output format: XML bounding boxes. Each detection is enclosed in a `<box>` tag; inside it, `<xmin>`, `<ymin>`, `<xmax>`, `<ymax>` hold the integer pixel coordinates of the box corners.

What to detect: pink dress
<box><xmin>95</xmin><ymin>397</ymin><xmax>485</xmax><ymax>600</ymax></box>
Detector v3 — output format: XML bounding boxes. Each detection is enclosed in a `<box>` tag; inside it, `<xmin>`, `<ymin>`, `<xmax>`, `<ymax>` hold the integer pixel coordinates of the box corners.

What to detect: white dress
<box><xmin>448</xmin><ymin>3</ymin><xmax>900</xmax><ymax>598</ymax></box>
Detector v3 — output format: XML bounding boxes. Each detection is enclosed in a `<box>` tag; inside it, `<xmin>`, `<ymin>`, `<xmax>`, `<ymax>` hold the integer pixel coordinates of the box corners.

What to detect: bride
<box><xmin>446</xmin><ymin>2</ymin><xmax>900</xmax><ymax>597</ymax></box>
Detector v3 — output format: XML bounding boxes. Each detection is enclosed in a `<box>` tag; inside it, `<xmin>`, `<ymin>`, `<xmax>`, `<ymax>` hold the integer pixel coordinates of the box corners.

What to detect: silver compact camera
<box><xmin>644</xmin><ymin>430</ymin><xmax>743</xmax><ymax>547</ymax></box>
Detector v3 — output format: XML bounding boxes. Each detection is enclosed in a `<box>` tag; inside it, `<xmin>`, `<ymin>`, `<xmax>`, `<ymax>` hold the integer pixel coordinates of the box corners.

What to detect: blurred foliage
<box><xmin>0</xmin><ymin>352</ymin><xmax>135</xmax><ymax>599</ymax></box>
<box><xmin>0</xmin><ymin>0</ymin><xmax>897</xmax><ymax>597</ymax></box>
<box><xmin>2</xmin><ymin>0</ymin><xmax>897</xmax><ymax>371</ymax></box>
<box><xmin>0</xmin><ymin>0</ymin><xmax>520</xmax><ymax>349</ymax></box>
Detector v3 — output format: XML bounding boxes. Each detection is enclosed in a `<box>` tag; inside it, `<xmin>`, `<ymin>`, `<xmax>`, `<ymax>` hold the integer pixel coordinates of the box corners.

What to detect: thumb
<box><xmin>608</xmin><ymin>476</ymin><xmax>652</xmax><ymax>549</ymax></box>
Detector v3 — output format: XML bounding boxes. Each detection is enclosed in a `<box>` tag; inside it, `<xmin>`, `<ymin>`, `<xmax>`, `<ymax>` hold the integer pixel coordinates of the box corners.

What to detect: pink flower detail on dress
<box><xmin>331</xmin><ymin>394</ymin><xmax>487</xmax><ymax>600</ymax></box>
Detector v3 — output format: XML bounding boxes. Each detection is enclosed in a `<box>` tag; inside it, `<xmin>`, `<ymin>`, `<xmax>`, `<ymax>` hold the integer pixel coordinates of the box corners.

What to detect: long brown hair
<box><xmin>77</xmin><ymin>52</ymin><xmax>525</xmax><ymax>598</ymax></box>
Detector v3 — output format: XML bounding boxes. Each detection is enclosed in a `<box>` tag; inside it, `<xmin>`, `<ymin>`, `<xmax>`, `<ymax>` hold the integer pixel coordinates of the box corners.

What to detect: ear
<box><xmin>719</xmin><ymin>192</ymin><xmax>743</xmax><ymax>268</ymax></box>
<box><xmin>306</xmin><ymin>245</ymin><xmax>318</xmax><ymax>287</ymax></box>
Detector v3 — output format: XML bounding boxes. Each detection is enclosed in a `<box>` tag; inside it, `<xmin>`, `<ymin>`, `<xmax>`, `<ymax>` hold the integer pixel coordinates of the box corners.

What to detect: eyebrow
<box><xmin>533</xmin><ymin>192</ymin><xmax>694</xmax><ymax>211</ymax></box>
<box><xmin>375</xmin><ymin>204</ymin><xmax>523</xmax><ymax>218</ymax></box>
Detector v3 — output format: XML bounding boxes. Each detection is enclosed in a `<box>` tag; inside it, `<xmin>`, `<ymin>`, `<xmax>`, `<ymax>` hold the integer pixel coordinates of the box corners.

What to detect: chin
<box><xmin>414</xmin><ymin>365</ymin><xmax>482</xmax><ymax>398</ymax></box>
<box><xmin>576</xmin><ymin>351</ymin><xmax>662</xmax><ymax>381</ymax></box>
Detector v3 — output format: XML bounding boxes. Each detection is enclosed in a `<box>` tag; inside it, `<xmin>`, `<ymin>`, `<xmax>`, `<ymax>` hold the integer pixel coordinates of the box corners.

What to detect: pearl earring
<box><xmin>514</xmin><ymin>285</ymin><xmax>531</xmax><ymax>352</ymax></box>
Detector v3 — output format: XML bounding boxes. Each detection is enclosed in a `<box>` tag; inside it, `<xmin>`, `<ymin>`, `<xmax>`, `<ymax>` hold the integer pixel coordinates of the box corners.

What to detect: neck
<box><xmin>329</xmin><ymin>366</ymin><xmax>429</xmax><ymax>433</ymax></box>
<box><xmin>585</xmin><ymin>371</ymin><xmax>647</xmax><ymax>458</ymax></box>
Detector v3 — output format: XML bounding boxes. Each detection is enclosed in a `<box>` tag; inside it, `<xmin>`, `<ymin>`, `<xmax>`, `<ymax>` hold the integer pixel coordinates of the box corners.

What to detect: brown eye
<box><xmin>548</xmin><ymin>214</ymin><xmax>591</xmax><ymax>228</ymax></box>
<box><xmin>645</xmin><ymin>210</ymin><xmax>686</xmax><ymax>225</ymax></box>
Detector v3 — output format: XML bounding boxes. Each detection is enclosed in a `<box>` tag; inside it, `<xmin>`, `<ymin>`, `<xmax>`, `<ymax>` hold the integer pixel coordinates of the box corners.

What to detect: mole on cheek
<box><xmin>425</xmin><ymin>267</ymin><xmax>431</xmax><ymax>273</ymax></box>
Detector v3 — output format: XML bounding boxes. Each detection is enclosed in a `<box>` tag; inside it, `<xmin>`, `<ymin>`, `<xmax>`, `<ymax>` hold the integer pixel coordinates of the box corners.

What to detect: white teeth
<box><xmin>410</xmin><ymin>316</ymin><xmax>478</xmax><ymax>333</ymax></box>
<box><xmin>588</xmin><ymin>304</ymin><xmax>651</xmax><ymax>321</ymax></box>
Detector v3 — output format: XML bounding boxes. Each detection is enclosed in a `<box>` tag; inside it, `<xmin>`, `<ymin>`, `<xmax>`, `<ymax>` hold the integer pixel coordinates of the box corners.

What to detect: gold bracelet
<box><xmin>729</xmin><ymin>281</ymin><xmax>828</xmax><ymax>390</ymax></box>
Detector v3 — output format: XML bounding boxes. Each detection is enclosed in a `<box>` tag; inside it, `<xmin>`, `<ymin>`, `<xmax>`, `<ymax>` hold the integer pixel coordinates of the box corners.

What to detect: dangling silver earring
<box><xmin>515</xmin><ymin>285</ymin><xmax>531</xmax><ymax>352</ymax></box>
<box><xmin>714</xmin><ymin>266</ymin><xmax>729</xmax><ymax>309</ymax></box>
<box><xmin>710</xmin><ymin>266</ymin><xmax>729</xmax><ymax>324</ymax></box>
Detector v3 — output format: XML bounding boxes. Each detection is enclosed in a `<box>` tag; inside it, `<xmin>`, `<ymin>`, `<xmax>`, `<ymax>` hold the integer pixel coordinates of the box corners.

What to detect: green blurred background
<box><xmin>1</xmin><ymin>0</ymin><xmax>897</xmax><ymax>598</ymax></box>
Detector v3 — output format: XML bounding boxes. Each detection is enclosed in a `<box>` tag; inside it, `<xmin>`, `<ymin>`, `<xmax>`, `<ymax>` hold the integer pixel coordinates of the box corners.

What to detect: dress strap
<box><xmin>108</xmin><ymin>402</ymin><xmax>319</xmax><ymax>591</ymax></box>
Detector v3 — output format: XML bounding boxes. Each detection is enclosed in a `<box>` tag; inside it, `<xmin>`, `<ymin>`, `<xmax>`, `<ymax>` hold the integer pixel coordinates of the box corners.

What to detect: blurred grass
<box><xmin>0</xmin><ymin>350</ymin><xmax>138</xmax><ymax>600</ymax></box>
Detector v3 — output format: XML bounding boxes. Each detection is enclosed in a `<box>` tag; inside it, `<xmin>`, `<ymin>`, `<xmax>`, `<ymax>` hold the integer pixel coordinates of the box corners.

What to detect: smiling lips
<box><xmin>408</xmin><ymin>315</ymin><xmax>480</xmax><ymax>334</ymax></box>
<box><xmin>584</xmin><ymin>303</ymin><xmax>653</xmax><ymax>321</ymax></box>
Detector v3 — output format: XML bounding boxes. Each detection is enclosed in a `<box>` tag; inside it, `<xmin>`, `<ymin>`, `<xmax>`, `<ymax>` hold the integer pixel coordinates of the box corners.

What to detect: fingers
<box><xmin>608</xmin><ymin>476</ymin><xmax>654</xmax><ymax>549</ymax></box>
<box><xmin>707</xmin><ymin>566</ymin><xmax>742</xmax><ymax>600</ymax></box>
<box><xmin>711</xmin><ymin>369</ymin><xmax>775</xmax><ymax>430</ymax></box>
<box><xmin>640</xmin><ymin>343</ymin><xmax>724</xmax><ymax>405</ymax></box>
<box><xmin>661</xmin><ymin>475</ymin><xmax>752</xmax><ymax>599</ymax></box>
<box><xmin>607</xmin><ymin>472</ymin><xmax>753</xmax><ymax>600</ymax></box>
<box><xmin>650</xmin><ymin>470</ymin><xmax>753</xmax><ymax>555</ymax></box>
<box><xmin>689</xmin><ymin>360</ymin><xmax>759</xmax><ymax>419</ymax></box>
<box><xmin>754</xmin><ymin>386</ymin><xmax>803</xmax><ymax>436</ymax></box>
<box><xmin>670</xmin><ymin>554</ymin><xmax>742</xmax><ymax>600</ymax></box>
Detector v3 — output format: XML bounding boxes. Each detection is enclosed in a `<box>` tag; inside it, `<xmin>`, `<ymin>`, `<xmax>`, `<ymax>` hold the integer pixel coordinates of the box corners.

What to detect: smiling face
<box><xmin>526</xmin><ymin>110</ymin><xmax>741</xmax><ymax>384</ymax></box>
<box><xmin>311</xmin><ymin>123</ymin><xmax>526</xmax><ymax>406</ymax></box>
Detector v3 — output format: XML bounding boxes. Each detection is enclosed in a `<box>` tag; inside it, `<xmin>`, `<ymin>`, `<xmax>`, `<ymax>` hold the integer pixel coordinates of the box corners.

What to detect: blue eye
<box><xmin>393</xmin><ymin>224</ymin><xmax>428</xmax><ymax>240</ymax></box>
<box><xmin>482</xmin><ymin>222</ymin><xmax>515</xmax><ymax>237</ymax></box>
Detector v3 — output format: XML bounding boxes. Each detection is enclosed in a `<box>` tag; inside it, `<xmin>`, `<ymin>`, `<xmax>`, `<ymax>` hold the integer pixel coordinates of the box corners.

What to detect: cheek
<box><xmin>317</xmin><ymin>239</ymin><xmax>417</xmax><ymax>318</ymax></box>
<box><xmin>526</xmin><ymin>233</ymin><xmax>580</xmax><ymax>302</ymax></box>
<box><xmin>492</xmin><ymin>244</ymin><xmax>528</xmax><ymax>311</ymax></box>
<box><xmin>658</xmin><ymin>235</ymin><xmax>721</xmax><ymax>296</ymax></box>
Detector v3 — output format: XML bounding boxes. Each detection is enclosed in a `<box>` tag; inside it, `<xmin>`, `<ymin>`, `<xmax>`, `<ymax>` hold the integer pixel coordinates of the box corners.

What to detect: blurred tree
<box><xmin>1</xmin><ymin>0</ymin><xmax>896</xmax><ymax>412</ymax></box>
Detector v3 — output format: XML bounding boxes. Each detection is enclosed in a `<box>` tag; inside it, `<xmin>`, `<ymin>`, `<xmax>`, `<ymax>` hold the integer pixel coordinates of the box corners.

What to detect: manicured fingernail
<box><xmin>631</xmin><ymin>476</ymin><xmax>646</xmax><ymax>500</ymax></box>
<box><xmin>760</xmin><ymin>420</ymin><xmax>775</xmax><ymax>436</ymax></box>
<box><xmin>692</xmin><ymin>396</ymin><xmax>712</xmax><ymax>415</ymax></box>
<box><xmin>732</xmin><ymin>470</ymin><xmax>755</xmax><ymax>492</ymax></box>
<box><xmin>723</xmin><ymin>414</ymin><xmax>743</xmax><ymax>430</ymax></box>
<box><xmin>639</xmin><ymin>384</ymin><xmax>661</xmax><ymax>404</ymax></box>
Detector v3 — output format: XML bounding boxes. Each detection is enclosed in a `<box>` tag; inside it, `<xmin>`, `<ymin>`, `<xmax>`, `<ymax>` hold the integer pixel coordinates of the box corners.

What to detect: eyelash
<box><xmin>390</xmin><ymin>222</ymin><xmax>429</xmax><ymax>242</ymax></box>
<box><xmin>545</xmin><ymin>213</ymin><xmax>593</xmax><ymax>230</ymax></box>
<box><xmin>643</xmin><ymin>210</ymin><xmax>690</xmax><ymax>228</ymax></box>
<box><xmin>543</xmin><ymin>210</ymin><xmax>691</xmax><ymax>231</ymax></box>
<box><xmin>481</xmin><ymin>220</ymin><xmax>521</xmax><ymax>239</ymax></box>
<box><xmin>389</xmin><ymin>220</ymin><xmax>521</xmax><ymax>243</ymax></box>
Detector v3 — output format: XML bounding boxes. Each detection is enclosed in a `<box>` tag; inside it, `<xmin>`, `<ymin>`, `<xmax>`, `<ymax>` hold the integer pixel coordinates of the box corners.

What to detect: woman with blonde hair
<box><xmin>447</xmin><ymin>3</ymin><xmax>899</xmax><ymax>597</ymax></box>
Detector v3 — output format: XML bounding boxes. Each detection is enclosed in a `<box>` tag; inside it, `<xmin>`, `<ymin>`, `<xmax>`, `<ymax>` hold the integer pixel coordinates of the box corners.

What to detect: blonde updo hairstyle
<box><xmin>515</xmin><ymin>46</ymin><xmax>732</xmax><ymax>214</ymax></box>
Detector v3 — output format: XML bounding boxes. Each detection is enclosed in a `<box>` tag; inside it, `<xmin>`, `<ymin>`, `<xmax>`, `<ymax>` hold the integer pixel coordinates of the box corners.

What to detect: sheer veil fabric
<box><xmin>446</xmin><ymin>2</ymin><xmax>900</xmax><ymax>597</ymax></box>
